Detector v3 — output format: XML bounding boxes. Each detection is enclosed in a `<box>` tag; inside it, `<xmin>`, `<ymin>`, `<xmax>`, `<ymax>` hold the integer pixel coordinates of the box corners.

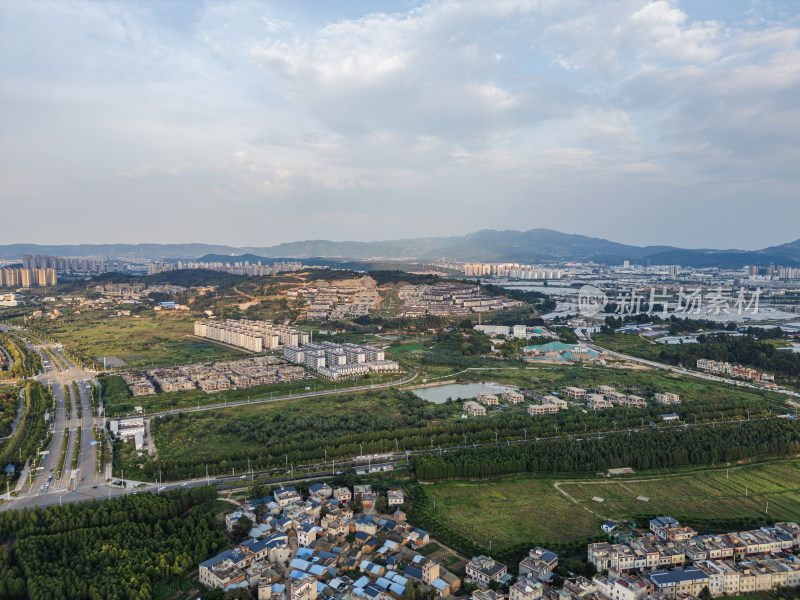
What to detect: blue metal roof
<box><xmin>199</xmin><ymin>548</ymin><xmax>236</xmax><ymax>569</ymax></box>
<box><xmin>432</xmin><ymin>578</ymin><xmax>448</xmax><ymax>591</ymax></box>
<box><xmin>290</xmin><ymin>558</ymin><xmax>311</xmax><ymax>571</ymax></box>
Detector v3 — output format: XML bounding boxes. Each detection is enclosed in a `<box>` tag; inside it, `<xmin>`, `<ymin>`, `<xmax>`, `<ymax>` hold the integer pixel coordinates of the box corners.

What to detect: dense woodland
<box><xmin>129</xmin><ymin>380</ymin><xmax>781</xmax><ymax>482</ymax></box>
<box><xmin>0</xmin><ymin>333</ymin><xmax>42</xmax><ymax>379</ymax></box>
<box><xmin>655</xmin><ymin>334</ymin><xmax>800</xmax><ymax>381</ymax></box>
<box><xmin>430</xmin><ymin>328</ymin><xmax>493</xmax><ymax>357</ymax></box>
<box><xmin>0</xmin><ymin>386</ymin><xmax>19</xmax><ymax>437</ymax></box>
<box><xmin>410</xmin><ymin>419</ymin><xmax>800</xmax><ymax>480</ymax></box>
<box><xmin>0</xmin><ymin>486</ymin><xmax>221</xmax><ymax>600</ymax></box>
<box><xmin>0</xmin><ymin>382</ymin><xmax>51</xmax><ymax>477</ymax></box>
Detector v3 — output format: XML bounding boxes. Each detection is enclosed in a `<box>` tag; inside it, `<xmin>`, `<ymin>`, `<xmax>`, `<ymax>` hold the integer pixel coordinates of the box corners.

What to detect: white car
<box><xmin>158</xmin><ymin>486</ymin><xmax>167</xmax><ymax>492</ymax></box>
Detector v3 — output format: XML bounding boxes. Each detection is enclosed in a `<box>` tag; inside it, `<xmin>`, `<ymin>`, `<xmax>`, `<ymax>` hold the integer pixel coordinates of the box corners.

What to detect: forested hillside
<box><xmin>0</xmin><ymin>486</ymin><xmax>221</xmax><ymax>599</ymax></box>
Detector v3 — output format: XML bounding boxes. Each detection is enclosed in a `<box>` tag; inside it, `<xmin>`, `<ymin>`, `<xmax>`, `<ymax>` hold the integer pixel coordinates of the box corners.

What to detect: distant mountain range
<box><xmin>1</xmin><ymin>229</ymin><xmax>798</xmax><ymax>268</ymax></box>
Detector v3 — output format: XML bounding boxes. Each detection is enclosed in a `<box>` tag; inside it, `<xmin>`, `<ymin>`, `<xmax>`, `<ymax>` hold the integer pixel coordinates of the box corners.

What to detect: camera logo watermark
<box><xmin>578</xmin><ymin>285</ymin><xmax>608</xmax><ymax>317</ymax></box>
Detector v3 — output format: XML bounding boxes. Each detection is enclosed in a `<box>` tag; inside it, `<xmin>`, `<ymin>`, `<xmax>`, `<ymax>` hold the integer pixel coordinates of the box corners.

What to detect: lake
<box><xmin>410</xmin><ymin>381</ymin><xmax>516</xmax><ymax>404</ymax></box>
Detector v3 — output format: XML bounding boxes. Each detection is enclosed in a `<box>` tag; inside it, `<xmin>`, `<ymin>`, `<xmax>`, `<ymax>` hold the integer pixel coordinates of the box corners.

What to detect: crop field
<box><xmin>426</xmin><ymin>476</ymin><xmax>600</xmax><ymax>546</ymax></box>
<box><xmin>560</xmin><ymin>460</ymin><xmax>800</xmax><ymax>522</ymax></box>
<box><xmin>35</xmin><ymin>315</ymin><xmax>248</xmax><ymax>367</ymax></box>
<box><xmin>425</xmin><ymin>459</ymin><xmax>800</xmax><ymax>550</ymax></box>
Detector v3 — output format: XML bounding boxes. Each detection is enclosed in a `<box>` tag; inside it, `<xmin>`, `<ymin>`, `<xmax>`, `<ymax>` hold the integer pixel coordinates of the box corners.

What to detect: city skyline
<box><xmin>1</xmin><ymin>0</ymin><xmax>799</xmax><ymax>248</ymax></box>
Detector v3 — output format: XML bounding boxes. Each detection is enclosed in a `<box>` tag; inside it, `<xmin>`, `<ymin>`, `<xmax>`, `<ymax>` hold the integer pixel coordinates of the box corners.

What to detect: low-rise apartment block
<box><xmin>563</xmin><ymin>387</ymin><xmax>586</xmax><ymax>400</ymax></box>
<box><xmin>654</xmin><ymin>392</ymin><xmax>681</xmax><ymax>405</ymax></box>
<box><xmin>292</xmin><ymin>276</ymin><xmax>381</xmax><ymax>321</ymax></box>
<box><xmin>696</xmin><ymin>359</ymin><xmax>774</xmax><ymax>384</ymax></box>
<box><xmin>397</xmin><ymin>283</ymin><xmax>523</xmax><ymax>317</ymax></box>
<box><xmin>122</xmin><ymin>356</ymin><xmax>307</xmax><ymax>396</ymax></box>
<box><xmin>464</xmin><ymin>401</ymin><xmax>486</xmax><ymax>417</ymax></box>
<box><xmin>477</xmin><ymin>392</ymin><xmax>499</xmax><ymax>405</ymax></box>
<box><xmin>283</xmin><ymin>341</ymin><xmax>400</xmax><ymax>380</ymax></box>
<box><xmin>502</xmin><ymin>390</ymin><xmax>525</xmax><ymax>403</ymax></box>
<box><xmin>586</xmin><ymin>394</ymin><xmax>613</xmax><ymax>410</ymax></box>
<box><xmin>195</xmin><ymin>319</ymin><xmax>309</xmax><ymax>352</ymax></box>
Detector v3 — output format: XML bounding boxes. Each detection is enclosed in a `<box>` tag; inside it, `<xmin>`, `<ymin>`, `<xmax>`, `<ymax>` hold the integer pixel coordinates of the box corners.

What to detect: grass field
<box><xmin>35</xmin><ymin>315</ymin><xmax>248</xmax><ymax>367</ymax></box>
<box><xmin>425</xmin><ymin>459</ymin><xmax>800</xmax><ymax>550</ymax></box>
<box><xmin>427</xmin><ymin>476</ymin><xmax>600</xmax><ymax>546</ymax></box>
<box><xmin>559</xmin><ymin>460</ymin><xmax>800</xmax><ymax>523</ymax></box>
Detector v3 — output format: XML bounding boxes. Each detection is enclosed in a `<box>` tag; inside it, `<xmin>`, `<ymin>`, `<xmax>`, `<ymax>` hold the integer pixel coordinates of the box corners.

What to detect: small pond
<box><xmin>410</xmin><ymin>381</ymin><xmax>516</xmax><ymax>404</ymax></box>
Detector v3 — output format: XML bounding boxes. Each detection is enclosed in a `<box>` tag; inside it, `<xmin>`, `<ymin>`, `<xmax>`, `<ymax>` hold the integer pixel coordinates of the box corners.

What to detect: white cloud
<box><xmin>0</xmin><ymin>0</ymin><xmax>798</xmax><ymax>247</ymax></box>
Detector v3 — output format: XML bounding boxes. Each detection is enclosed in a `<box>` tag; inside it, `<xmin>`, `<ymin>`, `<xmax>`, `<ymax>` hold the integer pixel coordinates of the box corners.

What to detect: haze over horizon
<box><xmin>2</xmin><ymin>0</ymin><xmax>799</xmax><ymax>249</ymax></box>
<box><xmin>1</xmin><ymin>227</ymin><xmax>800</xmax><ymax>255</ymax></box>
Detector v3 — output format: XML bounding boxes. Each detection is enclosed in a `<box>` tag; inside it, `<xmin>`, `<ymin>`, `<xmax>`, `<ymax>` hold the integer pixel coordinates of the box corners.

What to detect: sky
<box><xmin>1</xmin><ymin>0</ymin><xmax>799</xmax><ymax>250</ymax></box>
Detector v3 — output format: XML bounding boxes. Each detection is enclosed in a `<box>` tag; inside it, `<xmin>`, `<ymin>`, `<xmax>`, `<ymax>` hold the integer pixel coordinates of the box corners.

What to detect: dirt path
<box><xmin>553</xmin><ymin>481</ymin><xmax>609</xmax><ymax>520</ymax></box>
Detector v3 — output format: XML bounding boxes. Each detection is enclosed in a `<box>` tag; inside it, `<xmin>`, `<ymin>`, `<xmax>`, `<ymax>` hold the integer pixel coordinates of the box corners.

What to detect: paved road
<box><xmin>18</xmin><ymin>341</ymin><xmax>68</xmax><ymax>498</ymax></box>
<box><xmin>0</xmin><ymin>325</ymin><xmax>103</xmax><ymax>504</ymax></box>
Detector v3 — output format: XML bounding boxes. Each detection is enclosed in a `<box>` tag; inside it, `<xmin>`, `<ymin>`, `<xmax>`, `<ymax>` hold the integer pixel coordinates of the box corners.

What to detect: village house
<box><xmin>509</xmin><ymin>576</ymin><xmax>544</xmax><ymax>600</ymax></box>
<box><xmin>519</xmin><ymin>547</ymin><xmax>558</xmax><ymax>581</ymax></box>
<box><xmin>466</xmin><ymin>556</ymin><xmax>507</xmax><ymax>587</ymax></box>
<box><xmin>387</xmin><ymin>489</ymin><xmax>405</xmax><ymax>506</ymax></box>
